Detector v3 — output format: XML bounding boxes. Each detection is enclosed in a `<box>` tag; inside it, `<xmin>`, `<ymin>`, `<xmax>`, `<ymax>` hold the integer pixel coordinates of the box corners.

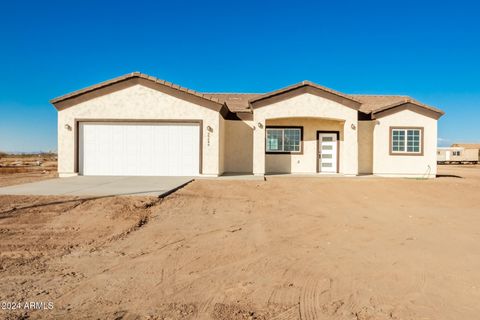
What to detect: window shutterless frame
<box><xmin>265</xmin><ymin>126</ymin><xmax>304</xmax><ymax>154</ymax></box>
<box><xmin>389</xmin><ymin>127</ymin><xmax>424</xmax><ymax>156</ymax></box>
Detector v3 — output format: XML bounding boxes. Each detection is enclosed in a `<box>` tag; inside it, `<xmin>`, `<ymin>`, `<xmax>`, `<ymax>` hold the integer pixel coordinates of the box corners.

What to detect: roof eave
<box><xmin>248</xmin><ymin>81</ymin><xmax>362</xmax><ymax>109</ymax></box>
<box><xmin>50</xmin><ymin>72</ymin><xmax>224</xmax><ymax>110</ymax></box>
<box><xmin>371</xmin><ymin>100</ymin><xmax>445</xmax><ymax>119</ymax></box>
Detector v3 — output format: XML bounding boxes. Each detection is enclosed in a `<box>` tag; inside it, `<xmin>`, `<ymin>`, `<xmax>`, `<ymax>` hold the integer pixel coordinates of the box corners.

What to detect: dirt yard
<box><xmin>0</xmin><ymin>166</ymin><xmax>479</xmax><ymax>320</ymax></box>
<box><xmin>0</xmin><ymin>154</ymin><xmax>57</xmax><ymax>187</ymax></box>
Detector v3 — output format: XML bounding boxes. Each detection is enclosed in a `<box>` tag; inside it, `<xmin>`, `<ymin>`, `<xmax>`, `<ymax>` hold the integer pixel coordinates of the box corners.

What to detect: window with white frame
<box><xmin>391</xmin><ymin>128</ymin><xmax>422</xmax><ymax>154</ymax></box>
<box><xmin>266</xmin><ymin>127</ymin><xmax>301</xmax><ymax>153</ymax></box>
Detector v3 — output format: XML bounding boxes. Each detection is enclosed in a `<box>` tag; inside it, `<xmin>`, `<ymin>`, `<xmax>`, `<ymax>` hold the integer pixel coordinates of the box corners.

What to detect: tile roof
<box><xmin>352</xmin><ymin>95</ymin><xmax>444</xmax><ymax>115</ymax></box>
<box><xmin>202</xmin><ymin>93</ymin><xmax>444</xmax><ymax>116</ymax></box>
<box><xmin>50</xmin><ymin>72</ymin><xmax>224</xmax><ymax>106</ymax></box>
<box><xmin>50</xmin><ymin>72</ymin><xmax>444</xmax><ymax>117</ymax></box>
<box><xmin>349</xmin><ymin>95</ymin><xmax>411</xmax><ymax>113</ymax></box>
<box><xmin>202</xmin><ymin>93</ymin><xmax>261</xmax><ymax>112</ymax></box>
<box><xmin>248</xmin><ymin>81</ymin><xmax>362</xmax><ymax>105</ymax></box>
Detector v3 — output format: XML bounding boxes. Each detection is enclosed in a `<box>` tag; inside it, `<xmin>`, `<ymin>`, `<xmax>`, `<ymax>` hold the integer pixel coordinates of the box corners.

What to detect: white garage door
<box><xmin>79</xmin><ymin>122</ymin><xmax>200</xmax><ymax>176</ymax></box>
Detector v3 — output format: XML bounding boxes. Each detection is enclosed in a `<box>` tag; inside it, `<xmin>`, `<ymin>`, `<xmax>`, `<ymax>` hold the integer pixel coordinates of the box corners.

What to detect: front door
<box><xmin>318</xmin><ymin>133</ymin><xmax>338</xmax><ymax>173</ymax></box>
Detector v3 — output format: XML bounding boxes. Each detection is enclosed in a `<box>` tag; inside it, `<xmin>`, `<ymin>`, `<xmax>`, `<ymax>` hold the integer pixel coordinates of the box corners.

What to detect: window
<box><xmin>266</xmin><ymin>127</ymin><xmax>302</xmax><ymax>153</ymax></box>
<box><xmin>453</xmin><ymin>151</ymin><xmax>461</xmax><ymax>156</ymax></box>
<box><xmin>390</xmin><ymin>128</ymin><xmax>422</xmax><ymax>155</ymax></box>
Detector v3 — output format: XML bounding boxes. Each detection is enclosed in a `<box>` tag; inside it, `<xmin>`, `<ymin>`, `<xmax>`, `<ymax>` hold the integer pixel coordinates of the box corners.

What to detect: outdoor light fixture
<box><xmin>257</xmin><ymin>123</ymin><xmax>264</xmax><ymax>129</ymax></box>
<box><xmin>206</xmin><ymin>125</ymin><xmax>213</xmax><ymax>132</ymax></box>
<box><xmin>64</xmin><ymin>124</ymin><xmax>72</xmax><ymax>131</ymax></box>
<box><xmin>351</xmin><ymin>123</ymin><xmax>356</xmax><ymax>130</ymax></box>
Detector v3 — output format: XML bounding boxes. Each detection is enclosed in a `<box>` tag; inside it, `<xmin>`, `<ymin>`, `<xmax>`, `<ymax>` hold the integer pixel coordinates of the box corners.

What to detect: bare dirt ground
<box><xmin>0</xmin><ymin>155</ymin><xmax>57</xmax><ymax>187</ymax></box>
<box><xmin>0</xmin><ymin>165</ymin><xmax>479</xmax><ymax>320</ymax></box>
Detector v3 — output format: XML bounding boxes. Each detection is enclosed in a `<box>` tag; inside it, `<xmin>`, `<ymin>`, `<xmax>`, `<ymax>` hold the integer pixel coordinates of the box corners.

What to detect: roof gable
<box><xmin>249</xmin><ymin>81</ymin><xmax>362</xmax><ymax>110</ymax></box>
<box><xmin>370</xmin><ymin>100</ymin><xmax>444</xmax><ymax>119</ymax></box>
<box><xmin>51</xmin><ymin>72</ymin><xmax>226</xmax><ymax>114</ymax></box>
<box><xmin>50</xmin><ymin>72</ymin><xmax>445</xmax><ymax>119</ymax></box>
<box><xmin>351</xmin><ymin>95</ymin><xmax>444</xmax><ymax>119</ymax></box>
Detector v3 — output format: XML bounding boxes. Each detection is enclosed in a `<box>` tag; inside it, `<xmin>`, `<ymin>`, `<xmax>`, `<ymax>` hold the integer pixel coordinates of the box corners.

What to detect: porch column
<box><xmin>342</xmin><ymin>119</ymin><xmax>359</xmax><ymax>175</ymax></box>
<box><xmin>252</xmin><ymin>118</ymin><xmax>266</xmax><ymax>176</ymax></box>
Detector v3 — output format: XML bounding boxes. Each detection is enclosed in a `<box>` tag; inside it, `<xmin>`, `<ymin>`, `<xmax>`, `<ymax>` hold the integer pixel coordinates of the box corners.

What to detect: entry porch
<box><xmin>252</xmin><ymin>117</ymin><xmax>359</xmax><ymax>176</ymax></box>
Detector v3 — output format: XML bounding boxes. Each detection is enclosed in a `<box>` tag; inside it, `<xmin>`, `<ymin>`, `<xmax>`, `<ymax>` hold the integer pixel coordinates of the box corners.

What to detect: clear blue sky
<box><xmin>1</xmin><ymin>0</ymin><xmax>479</xmax><ymax>152</ymax></box>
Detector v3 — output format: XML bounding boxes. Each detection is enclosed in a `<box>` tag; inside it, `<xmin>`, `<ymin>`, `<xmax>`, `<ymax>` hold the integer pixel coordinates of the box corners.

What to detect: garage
<box><xmin>79</xmin><ymin>122</ymin><xmax>201</xmax><ymax>176</ymax></box>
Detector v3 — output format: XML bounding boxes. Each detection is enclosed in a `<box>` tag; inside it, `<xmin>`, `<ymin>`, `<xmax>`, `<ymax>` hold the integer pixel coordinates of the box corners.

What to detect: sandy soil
<box><xmin>0</xmin><ymin>171</ymin><xmax>58</xmax><ymax>188</ymax></box>
<box><xmin>0</xmin><ymin>155</ymin><xmax>57</xmax><ymax>187</ymax></box>
<box><xmin>0</xmin><ymin>165</ymin><xmax>479</xmax><ymax>319</ymax></box>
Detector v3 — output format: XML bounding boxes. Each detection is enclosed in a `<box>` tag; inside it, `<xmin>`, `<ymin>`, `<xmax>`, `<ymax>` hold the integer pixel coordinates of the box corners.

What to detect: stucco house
<box><xmin>51</xmin><ymin>72</ymin><xmax>444</xmax><ymax>178</ymax></box>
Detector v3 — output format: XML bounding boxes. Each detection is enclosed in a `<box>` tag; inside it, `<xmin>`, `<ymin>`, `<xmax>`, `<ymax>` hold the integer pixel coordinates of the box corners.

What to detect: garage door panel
<box><xmin>79</xmin><ymin>122</ymin><xmax>200</xmax><ymax>176</ymax></box>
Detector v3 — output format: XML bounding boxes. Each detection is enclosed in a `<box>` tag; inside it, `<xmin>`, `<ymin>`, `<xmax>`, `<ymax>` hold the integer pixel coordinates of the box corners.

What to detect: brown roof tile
<box><xmin>350</xmin><ymin>95</ymin><xmax>410</xmax><ymax>113</ymax></box>
<box><xmin>51</xmin><ymin>72</ymin><xmax>444</xmax><ymax>117</ymax></box>
<box><xmin>249</xmin><ymin>81</ymin><xmax>362</xmax><ymax>105</ymax></box>
<box><xmin>351</xmin><ymin>95</ymin><xmax>444</xmax><ymax>116</ymax></box>
<box><xmin>202</xmin><ymin>93</ymin><xmax>261</xmax><ymax>112</ymax></box>
<box><xmin>50</xmin><ymin>72</ymin><xmax>223</xmax><ymax>105</ymax></box>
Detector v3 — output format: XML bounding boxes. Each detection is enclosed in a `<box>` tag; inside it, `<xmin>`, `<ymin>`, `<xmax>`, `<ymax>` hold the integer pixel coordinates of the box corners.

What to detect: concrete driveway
<box><xmin>0</xmin><ymin>176</ymin><xmax>193</xmax><ymax>197</ymax></box>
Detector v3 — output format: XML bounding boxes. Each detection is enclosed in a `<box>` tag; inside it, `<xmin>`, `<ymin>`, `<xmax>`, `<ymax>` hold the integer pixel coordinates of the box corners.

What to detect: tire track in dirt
<box><xmin>299</xmin><ymin>277</ymin><xmax>330</xmax><ymax>320</ymax></box>
<box><xmin>269</xmin><ymin>305</ymin><xmax>300</xmax><ymax>320</ymax></box>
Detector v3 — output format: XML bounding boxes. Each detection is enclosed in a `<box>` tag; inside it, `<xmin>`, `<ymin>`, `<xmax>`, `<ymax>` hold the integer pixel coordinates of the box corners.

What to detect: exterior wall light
<box><xmin>65</xmin><ymin>124</ymin><xmax>72</xmax><ymax>131</ymax></box>
<box><xmin>206</xmin><ymin>125</ymin><xmax>213</xmax><ymax>133</ymax></box>
<box><xmin>351</xmin><ymin>123</ymin><xmax>356</xmax><ymax>130</ymax></box>
<box><xmin>257</xmin><ymin>123</ymin><xmax>264</xmax><ymax>129</ymax></box>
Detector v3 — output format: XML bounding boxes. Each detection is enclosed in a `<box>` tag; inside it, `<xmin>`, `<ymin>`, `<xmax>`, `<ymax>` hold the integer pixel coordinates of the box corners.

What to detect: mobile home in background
<box><xmin>437</xmin><ymin>144</ymin><xmax>480</xmax><ymax>164</ymax></box>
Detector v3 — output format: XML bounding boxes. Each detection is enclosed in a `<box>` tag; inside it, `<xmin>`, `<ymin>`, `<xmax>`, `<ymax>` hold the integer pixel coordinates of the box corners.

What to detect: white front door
<box><xmin>318</xmin><ymin>133</ymin><xmax>338</xmax><ymax>173</ymax></box>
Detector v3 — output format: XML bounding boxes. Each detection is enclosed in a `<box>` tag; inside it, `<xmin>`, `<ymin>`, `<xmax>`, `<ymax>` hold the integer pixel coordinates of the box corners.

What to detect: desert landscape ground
<box><xmin>0</xmin><ymin>154</ymin><xmax>57</xmax><ymax>187</ymax></box>
<box><xmin>0</xmin><ymin>162</ymin><xmax>479</xmax><ymax>320</ymax></box>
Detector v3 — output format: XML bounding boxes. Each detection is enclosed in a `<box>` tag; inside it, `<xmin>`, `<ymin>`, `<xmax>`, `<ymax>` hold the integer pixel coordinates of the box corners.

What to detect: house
<box><xmin>438</xmin><ymin>144</ymin><xmax>480</xmax><ymax>164</ymax></box>
<box><xmin>51</xmin><ymin>72</ymin><xmax>444</xmax><ymax>178</ymax></box>
<box><xmin>437</xmin><ymin>147</ymin><xmax>465</xmax><ymax>163</ymax></box>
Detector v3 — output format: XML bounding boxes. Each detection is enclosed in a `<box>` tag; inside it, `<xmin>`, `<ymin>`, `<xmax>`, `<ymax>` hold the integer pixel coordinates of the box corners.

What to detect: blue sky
<box><xmin>0</xmin><ymin>0</ymin><xmax>479</xmax><ymax>152</ymax></box>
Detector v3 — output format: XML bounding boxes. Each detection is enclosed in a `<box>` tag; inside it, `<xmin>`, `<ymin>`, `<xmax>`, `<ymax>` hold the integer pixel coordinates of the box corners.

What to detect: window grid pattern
<box><xmin>392</xmin><ymin>130</ymin><xmax>405</xmax><ymax>152</ymax></box>
<box><xmin>266</xmin><ymin>128</ymin><xmax>301</xmax><ymax>153</ymax></box>
<box><xmin>407</xmin><ymin>130</ymin><xmax>420</xmax><ymax>152</ymax></box>
<box><xmin>391</xmin><ymin>128</ymin><xmax>422</xmax><ymax>154</ymax></box>
<box><xmin>266</xmin><ymin>129</ymin><xmax>283</xmax><ymax>152</ymax></box>
<box><xmin>284</xmin><ymin>129</ymin><xmax>301</xmax><ymax>152</ymax></box>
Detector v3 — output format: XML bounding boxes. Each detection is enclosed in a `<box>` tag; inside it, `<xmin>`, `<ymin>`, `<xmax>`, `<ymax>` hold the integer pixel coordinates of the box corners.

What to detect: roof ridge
<box><xmin>203</xmin><ymin>92</ymin><xmax>263</xmax><ymax>95</ymax></box>
<box><xmin>51</xmin><ymin>72</ymin><xmax>224</xmax><ymax>105</ymax></box>
<box><xmin>349</xmin><ymin>94</ymin><xmax>410</xmax><ymax>97</ymax></box>
<box><xmin>249</xmin><ymin>80</ymin><xmax>362</xmax><ymax>104</ymax></box>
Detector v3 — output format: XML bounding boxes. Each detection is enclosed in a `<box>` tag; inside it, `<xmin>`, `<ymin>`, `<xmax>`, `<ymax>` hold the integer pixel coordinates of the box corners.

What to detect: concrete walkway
<box><xmin>0</xmin><ymin>176</ymin><xmax>194</xmax><ymax>197</ymax></box>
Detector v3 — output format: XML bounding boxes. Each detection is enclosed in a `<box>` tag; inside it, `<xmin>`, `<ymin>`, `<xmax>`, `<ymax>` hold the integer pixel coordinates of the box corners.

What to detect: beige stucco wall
<box><xmin>57</xmin><ymin>84</ymin><xmax>222</xmax><ymax>176</ymax></box>
<box><xmin>373</xmin><ymin>109</ymin><xmax>438</xmax><ymax>178</ymax></box>
<box><xmin>264</xmin><ymin>118</ymin><xmax>343</xmax><ymax>173</ymax></box>
<box><xmin>253</xmin><ymin>93</ymin><xmax>358</xmax><ymax>175</ymax></box>
<box><xmin>219</xmin><ymin>117</ymin><xmax>226</xmax><ymax>175</ymax></box>
<box><xmin>358</xmin><ymin>121</ymin><xmax>375</xmax><ymax>174</ymax></box>
<box><xmin>224</xmin><ymin>120</ymin><xmax>254</xmax><ymax>173</ymax></box>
